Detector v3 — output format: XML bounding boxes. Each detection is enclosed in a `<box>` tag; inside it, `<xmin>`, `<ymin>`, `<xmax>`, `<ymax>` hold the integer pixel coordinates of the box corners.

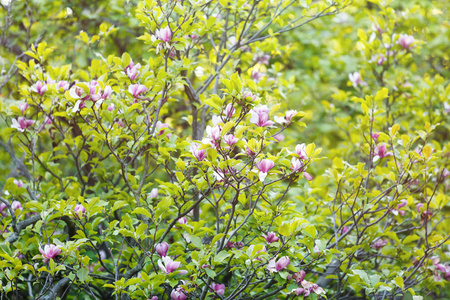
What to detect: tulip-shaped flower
<box><xmin>274</xmin><ymin>110</ymin><xmax>297</xmax><ymax>124</ymax></box>
<box><xmin>256</xmin><ymin>159</ymin><xmax>275</xmax><ymax>182</ymax></box>
<box><xmin>19</xmin><ymin>103</ymin><xmax>29</xmax><ymax>114</ymax></box>
<box><xmin>128</xmin><ymin>84</ymin><xmax>147</xmax><ymax>99</ymax></box>
<box><xmin>242</xmin><ymin>91</ymin><xmax>257</xmax><ymax>102</ymax></box>
<box><xmin>223</xmin><ymin>134</ymin><xmax>238</xmax><ymax>147</ymax></box>
<box><xmin>250</xmin><ymin>106</ymin><xmax>274</xmax><ymax>128</ymax></box>
<box><xmin>74</xmin><ymin>204</ymin><xmax>86</xmax><ymax>218</ymax></box>
<box><xmin>107</xmin><ymin>104</ymin><xmax>115</xmax><ymax>111</ymax></box>
<box><xmin>11</xmin><ymin>201</ymin><xmax>22</xmax><ymax>211</ymax></box>
<box><xmin>156</xmin><ymin>242</ymin><xmax>169</xmax><ymax>257</ymax></box>
<box><xmin>33</xmin><ymin>81</ymin><xmax>48</xmax><ymax>96</ymax></box>
<box><xmin>58</xmin><ymin>81</ymin><xmax>70</xmax><ymax>91</ymax></box>
<box><xmin>191</xmin><ymin>143</ymin><xmax>207</xmax><ymax>161</ymax></box>
<box><xmin>263</xmin><ymin>232</ymin><xmax>279</xmax><ymax>244</ymax></box>
<box><xmin>149</xmin><ymin>188</ymin><xmax>159</xmax><ymax>199</ymax></box>
<box><xmin>397</xmin><ymin>34</ymin><xmax>415</xmax><ymax>50</ymax></box>
<box><xmin>39</xmin><ymin>244</ymin><xmax>62</xmax><ymax>263</ymax></box>
<box><xmin>156</xmin><ymin>26</ymin><xmax>172</xmax><ymax>43</ymax></box>
<box><xmin>13</xmin><ymin>179</ymin><xmax>24</xmax><ymax>188</ymax></box>
<box><xmin>349</xmin><ymin>72</ymin><xmax>366</xmax><ymax>88</ymax></box>
<box><xmin>223</xmin><ymin>103</ymin><xmax>235</xmax><ymax>118</ymax></box>
<box><xmin>295</xmin><ymin>144</ymin><xmax>308</xmax><ymax>160</ymax></box>
<box><xmin>125</xmin><ymin>60</ymin><xmax>141</xmax><ymax>80</ymax></box>
<box><xmin>373</xmin><ymin>144</ymin><xmax>393</xmax><ymax>162</ymax></box>
<box><xmin>11</xmin><ymin>117</ymin><xmax>34</xmax><ymax>132</ymax></box>
<box><xmin>293</xmin><ymin>270</ymin><xmax>306</xmax><ymax>283</ymax></box>
<box><xmin>170</xmin><ymin>287</ymin><xmax>187</xmax><ymax>300</ymax></box>
<box><xmin>158</xmin><ymin>256</ymin><xmax>181</xmax><ymax>274</ymax></box>
<box><xmin>267</xmin><ymin>256</ymin><xmax>290</xmax><ymax>273</ymax></box>
<box><xmin>178</xmin><ymin>217</ymin><xmax>188</xmax><ymax>225</ymax></box>
<box><xmin>211</xmin><ymin>283</ymin><xmax>225</xmax><ymax>295</ymax></box>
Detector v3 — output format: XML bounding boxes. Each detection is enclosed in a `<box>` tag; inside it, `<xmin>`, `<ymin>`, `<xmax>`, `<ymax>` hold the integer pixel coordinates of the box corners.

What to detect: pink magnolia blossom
<box><xmin>242</xmin><ymin>91</ymin><xmax>257</xmax><ymax>102</ymax></box>
<box><xmin>416</xmin><ymin>203</ymin><xmax>424</xmax><ymax>213</ymax></box>
<box><xmin>250</xmin><ymin>105</ymin><xmax>274</xmax><ymax>127</ymax></box>
<box><xmin>33</xmin><ymin>81</ymin><xmax>48</xmax><ymax>96</ymax></box>
<box><xmin>341</xmin><ymin>226</ymin><xmax>349</xmax><ymax>234</ymax></box>
<box><xmin>442</xmin><ymin>168</ymin><xmax>450</xmax><ymax>178</ymax></box>
<box><xmin>102</xmin><ymin>85</ymin><xmax>112</xmax><ymax>100</ymax></box>
<box><xmin>263</xmin><ymin>232</ymin><xmax>279</xmax><ymax>244</ymax></box>
<box><xmin>349</xmin><ymin>72</ymin><xmax>366</xmax><ymax>88</ymax></box>
<box><xmin>191</xmin><ymin>143</ymin><xmax>207</xmax><ymax>161</ymax></box>
<box><xmin>58</xmin><ymin>81</ymin><xmax>70</xmax><ymax>91</ymax></box>
<box><xmin>295</xmin><ymin>143</ymin><xmax>308</xmax><ymax>160</ymax></box>
<box><xmin>223</xmin><ymin>103</ymin><xmax>235</xmax><ymax>118</ymax></box>
<box><xmin>155</xmin><ymin>242</ymin><xmax>169</xmax><ymax>257</ymax></box>
<box><xmin>397</xmin><ymin>34</ymin><xmax>415</xmax><ymax>50</ymax></box>
<box><xmin>74</xmin><ymin>204</ymin><xmax>86</xmax><ymax>218</ymax></box>
<box><xmin>0</xmin><ymin>203</ymin><xmax>7</xmax><ymax>216</ymax></box>
<box><xmin>158</xmin><ymin>256</ymin><xmax>181</xmax><ymax>274</ymax></box>
<box><xmin>251</xmin><ymin>71</ymin><xmax>265</xmax><ymax>82</ymax></box>
<box><xmin>107</xmin><ymin>104</ymin><xmax>115</xmax><ymax>111</ymax></box>
<box><xmin>150</xmin><ymin>297</ymin><xmax>158</xmax><ymax>300</ymax></box>
<box><xmin>149</xmin><ymin>188</ymin><xmax>159</xmax><ymax>199</ymax></box>
<box><xmin>273</xmin><ymin>134</ymin><xmax>284</xmax><ymax>142</ymax></box>
<box><xmin>116</xmin><ymin>120</ymin><xmax>125</xmax><ymax>127</ymax></box>
<box><xmin>293</xmin><ymin>270</ymin><xmax>306</xmax><ymax>283</ymax></box>
<box><xmin>256</xmin><ymin>159</ymin><xmax>275</xmax><ymax>182</ymax></box>
<box><xmin>291</xmin><ymin>157</ymin><xmax>304</xmax><ymax>172</ymax></box>
<box><xmin>370</xmin><ymin>54</ymin><xmax>386</xmax><ymax>66</ymax></box>
<box><xmin>39</xmin><ymin>244</ymin><xmax>62</xmax><ymax>263</ymax></box>
<box><xmin>18</xmin><ymin>102</ymin><xmax>29</xmax><ymax>114</ymax></box>
<box><xmin>397</xmin><ymin>199</ymin><xmax>407</xmax><ymax>209</ymax></box>
<box><xmin>371</xmin><ymin>132</ymin><xmax>380</xmax><ymax>142</ymax></box>
<box><xmin>11</xmin><ymin>201</ymin><xmax>22</xmax><ymax>211</ymax></box>
<box><xmin>156</xmin><ymin>26</ymin><xmax>172</xmax><ymax>43</ymax></box>
<box><xmin>178</xmin><ymin>217</ymin><xmax>187</xmax><ymax>225</ymax></box>
<box><xmin>301</xmin><ymin>280</ymin><xmax>326</xmax><ymax>295</ymax></box>
<box><xmin>211</xmin><ymin>283</ymin><xmax>225</xmax><ymax>295</ymax></box>
<box><xmin>13</xmin><ymin>179</ymin><xmax>23</xmax><ymax>188</ymax></box>
<box><xmin>128</xmin><ymin>84</ymin><xmax>147</xmax><ymax>99</ymax></box>
<box><xmin>303</xmin><ymin>172</ymin><xmax>313</xmax><ymax>181</ymax></box>
<box><xmin>155</xmin><ymin>121</ymin><xmax>170</xmax><ymax>137</ymax></box>
<box><xmin>267</xmin><ymin>256</ymin><xmax>290</xmax><ymax>273</ymax></box>
<box><xmin>11</xmin><ymin>117</ymin><xmax>34</xmax><ymax>132</ymax></box>
<box><xmin>170</xmin><ymin>287</ymin><xmax>187</xmax><ymax>300</ymax></box>
<box><xmin>373</xmin><ymin>144</ymin><xmax>393</xmax><ymax>162</ymax></box>
<box><xmin>223</xmin><ymin>134</ymin><xmax>238</xmax><ymax>147</ymax></box>
<box><xmin>274</xmin><ymin>110</ymin><xmax>297</xmax><ymax>124</ymax></box>
<box><xmin>125</xmin><ymin>60</ymin><xmax>141</xmax><ymax>80</ymax></box>
<box><xmin>371</xmin><ymin>239</ymin><xmax>388</xmax><ymax>250</ymax></box>
<box><xmin>254</xmin><ymin>53</ymin><xmax>270</xmax><ymax>65</ymax></box>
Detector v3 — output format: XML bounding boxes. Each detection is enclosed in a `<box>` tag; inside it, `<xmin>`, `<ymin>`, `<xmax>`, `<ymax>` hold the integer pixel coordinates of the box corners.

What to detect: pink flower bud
<box><xmin>295</xmin><ymin>144</ymin><xmax>308</xmax><ymax>160</ymax></box>
<box><xmin>178</xmin><ymin>217</ymin><xmax>187</xmax><ymax>225</ymax></box>
<box><xmin>242</xmin><ymin>91</ymin><xmax>257</xmax><ymax>102</ymax></box>
<box><xmin>256</xmin><ymin>159</ymin><xmax>275</xmax><ymax>182</ymax></box>
<box><xmin>156</xmin><ymin>26</ymin><xmax>172</xmax><ymax>43</ymax></box>
<box><xmin>19</xmin><ymin>102</ymin><xmax>29</xmax><ymax>114</ymax></box>
<box><xmin>267</xmin><ymin>256</ymin><xmax>290</xmax><ymax>272</ymax></box>
<box><xmin>107</xmin><ymin>104</ymin><xmax>115</xmax><ymax>111</ymax></box>
<box><xmin>13</xmin><ymin>179</ymin><xmax>24</xmax><ymax>188</ymax></box>
<box><xmin>397</xmin><ymin>34</ymin><xmax>415</xmax><ymax>50</ymax></box>
<box><xmin>211</xmin><ymin>283</ymin><xmax>225</xmax><ymax>295</ymax></box>
<box><xmin>11</xmin><ymin>201</ymin><xmax>22</xmax><ymax>211</ymax></box>
<box><xmin>74</xmin><ymin>204</ymin><xmax>86</xmax><ymax>218</ymax></box>
<box><xmin>191</xmin><ymin>143</ymin><xmax>207</xmax><ymax>161</ymax></box>
<box><xmin>149</xmin><ymin>188</ymin><xmax>159</xmax><ymax>199</ymax></box>
<box><xmin>39</xmin><ymin>244</ymin><xmax>62</xmax><ymax>263</ymax></box>
<box><xmin>158</xmin><ymin>256</ymin><xmax>181</xmax><ymax>274</ymax></box>
<box><xmin>223</xmin><ymin>134</ymin><xmax>238</xmax><ymax>147</ymax></box>
<box><xmin>128</xmin><ymin>84</ymin><xmax>147</xmax><ymax>99</ymax></box>
<box><xmin>155</xmin><ymin>242</ymin><xmax>169</xmax><ymax>257</ymax></box>
<box><xmin>170</xmin><ymin>287</ymin><xmax>187</xmax><ymax>300</ymax></box>
<box><xmin>371</xmin><ymin>239</ymin><xmax>388</xmax><ymax>250</ymax></box>
<box><xmin>223</xmin><ymin>103</ymin><xmax>235</xmax><ymax>118</ymax></box>
<box><xmin>33</xmin><ymin>81</ymin><xmax>48</xmax><ymax>96</ymax></box>
<box><xmin>349</xmin><ymin>72</ymin><xmax>366</xmax><ymax>88</ymax></box>
<box><xmin>263</xmin><ymin>232</ymin><xmax>279</xmax><ymax>244</ymax></box>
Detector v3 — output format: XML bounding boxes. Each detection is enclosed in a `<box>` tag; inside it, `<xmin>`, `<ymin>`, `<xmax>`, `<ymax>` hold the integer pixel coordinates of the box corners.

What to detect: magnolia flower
<box><xmin>251</xmin><ymin>71</ymin><xmax>264</xmax><ymax>82</ymax></box>
<box><xmin>107</xmin><ymin>104</ymin><xmax>115</xmax><ymax>111</ymax></box>
<box><xmin>191</xmin><ymin>143</ymin><xmax>207</xmax><ymax>161</ymax></box>
<box><xmin>223</xmin><ymin>103</ymin><xmax>235</xmax><ymax>118</ymax></box>
<box><xmin>18</xmin><ymin>102</ymin><xmax>29</xmax><ymax>114</ymax></box>
<box><xmin>416</xmin><ymin>203</ymin><xmax>424</xmax><ymax>213</ymax></box>
<box><xmin>156</xmin><ymin>26</ymin><xmax>172</xmax><ymax>43</ymax></box>
<box><xmin>223</xmin><ymin>134</ymin><xmax>238</xmax><ymax>147</ymax></box>
<box><xmin>301</xmin><ymin>280</ymin><xmax>326</xmax><ymax>295</ymax></box>
<box><xmin>150</xmin><ymin>297</ymin><xmax>158</xmax><ymax>300</ymax></box>
<box><xmin>178</xmin><ymin>217</ymin><xmax>187</xmax><ymax>225</ymax></box>
<box><xmin>274</xmin><ymin>110</ymin><xmax>297</xmax><ymax>124</ymax></box>
<box><xmin>0</xmin><ymin>203</ymin><xmax>7</xmax><ymax>216</ymax></box>
<box><xmin>170</xmin><ymin>287</ymin><xmax>187</xmax><ymax>300</ymax></box>
<box><xmin>155</xmin><ymin>242</ymin><xmax>169</xmax><ymax>257</ymax></box>
<box><xmin>149</xmin><ymin>188</ymin><xmax>159</xmax><ymax>199</ymax></box>
<box><xmin>194</xmin><ymin>66</ymin><xmax>204</xmax><ymax>77</ymax></box>
<box><xmin>211</xmin><ymin>283</ymin><xmax>225</xmax><ymax>295</ymax></box>
<box><xmin>293</xmin><ymin>270</ymin><xmax>306</xmax><ymax>283</ymax></box>
<box><xmin>263</xmin><ymin>232</ymin><xmax>279</xmax><ymax>244</ymax></box>
<box><xmin>349</xmin><ymin>72</ymin><xmax>366</xmax><ymax>88</ymax></box>
<box><xmin>155</xmin><ymin>121</ymin><xmax>170</xmax><ymax>137</ymax></box>
<box><xmin>158</xmin><ymin>256</ymin><xmax>181</xmax><ymax>274</ymax></box>
<box><xmin>128</xmin><ymin>84</ymin><xmax>147</xmax><ymax>99</ymax></box>
<box><xmin>39</xmin><ymin>244</ymin><xmax>62</xmax><ymax>263</ymax></box>
<box><xmin>371</xmin><ymin>132</ymin><xmax>380</xmax><ymax>142</ymax></box>
<box><xmin>74</xmin><ymin>204</ymin><xmax>86</xmax><ymax>218</ymax></box>
<box><xmin>205</xmin><ymin>125</ymin><xmax>222</xmax><ymax>147</ymax></box>
<box><xmin>254</xmin><ymin>53</ymin><xmax>270</xmax><ymax>65</ymax></box>
<box><xmin>125</xmin><ymin>60</ymin><xmax>141</xmax><ymax>80</ymax></box>
<box><xmin>13</xmin><ymin>179</ymin><xmax>23</xmax><ymax>188</ymax></box>
<box><xmin>370</xmin><ymin>54</ymin><xmax>386</xmax><ymax>66</ymax></box>
<box><xmin>33</xmin><ymin>81</ymin><xmax>48</xmax><ymax>96</ymax></box>
<box><xmin>11</xmin><ymin>117</ymin><xmax>34</xmax><ymax>132</ymax></box>
<box><xmin>102</xmin><ymin>85</ymin><xmax>112</xmax><ymax>100</ymax></box>
<box><xmin>256</xmin><ymin>159</ymin><xmax>275</xmax><ymax>182</ymax></box>
<box><xmin>242</xmin><ymin>91</ymin><xmax>257</xmax><ymax>102</ymax></box>
<box><xmin>371</xmin><ymin>239</ymin><xmax>388</xmax><ymax>250</ymax></box>
<box><xmin>58</xmin><ymin>81</ymin><xmax>70</xmax><ymax>91</ymax></box>
<box><xmin>273</xmin><ymin>134</ymin><xmax>284</xmax><ymax>142</ymax></box>
<box><xmin>341</xmin><ymin>226</ymin><xmax>349</xmax><ymax>234</ymax></box>
<box><xmin>295</xmin><ymin>144</ymin><xmax>308</xmax><ymax>160</ymax></box>
<box><xmin>444</xmin><ymin>102</ymin><xmax>450</xmax><ymax>114</ymax></box>
<box><xmin>250</xmin><ymin>106</ymin><xmax>274</xmax><ymax>128</ymax></box>
<box><xmin>11</xmin><ymin>201</ymin><xmax>22</xmax><ymax>211</ymax></box>
<box><xmin>373</xmin><ymin>144</ymin><xmax>393</xmax><ymax>162</ymax></box>
<box><xmin>291</xmin><ymin>157</ymin><xmax>304</xmax><ymax>172</ymax></box>
<box><xmin>397</xmin><ymin>34</ymin><xmax>415</xmax><ymax>50</ymax></box>
<box><xmin>267</xmin><ymin>256</ymin><xmax>290</xmax><ymax>273</ymax></box>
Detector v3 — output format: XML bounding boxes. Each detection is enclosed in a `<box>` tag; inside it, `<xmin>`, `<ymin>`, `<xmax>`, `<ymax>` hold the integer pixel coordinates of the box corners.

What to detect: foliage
<box><xmin>0</xmin><ymin>0</ymin><xmax>448</xmax><ymax>299</ymax></box>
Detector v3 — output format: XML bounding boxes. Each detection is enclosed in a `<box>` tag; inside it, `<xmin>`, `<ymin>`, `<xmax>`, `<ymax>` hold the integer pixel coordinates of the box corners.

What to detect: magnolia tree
<box><xmin>0</xmin><ymin>0</ymin><xmax>449</xmax><ymax>299</ymax></box>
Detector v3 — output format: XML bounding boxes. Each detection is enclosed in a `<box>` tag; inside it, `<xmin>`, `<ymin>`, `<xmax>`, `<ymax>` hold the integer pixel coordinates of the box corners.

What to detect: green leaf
<box><xmin>77</xmin><ymin>267</ymin><xmax>89</xmax><ymax>283</ymax></box>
